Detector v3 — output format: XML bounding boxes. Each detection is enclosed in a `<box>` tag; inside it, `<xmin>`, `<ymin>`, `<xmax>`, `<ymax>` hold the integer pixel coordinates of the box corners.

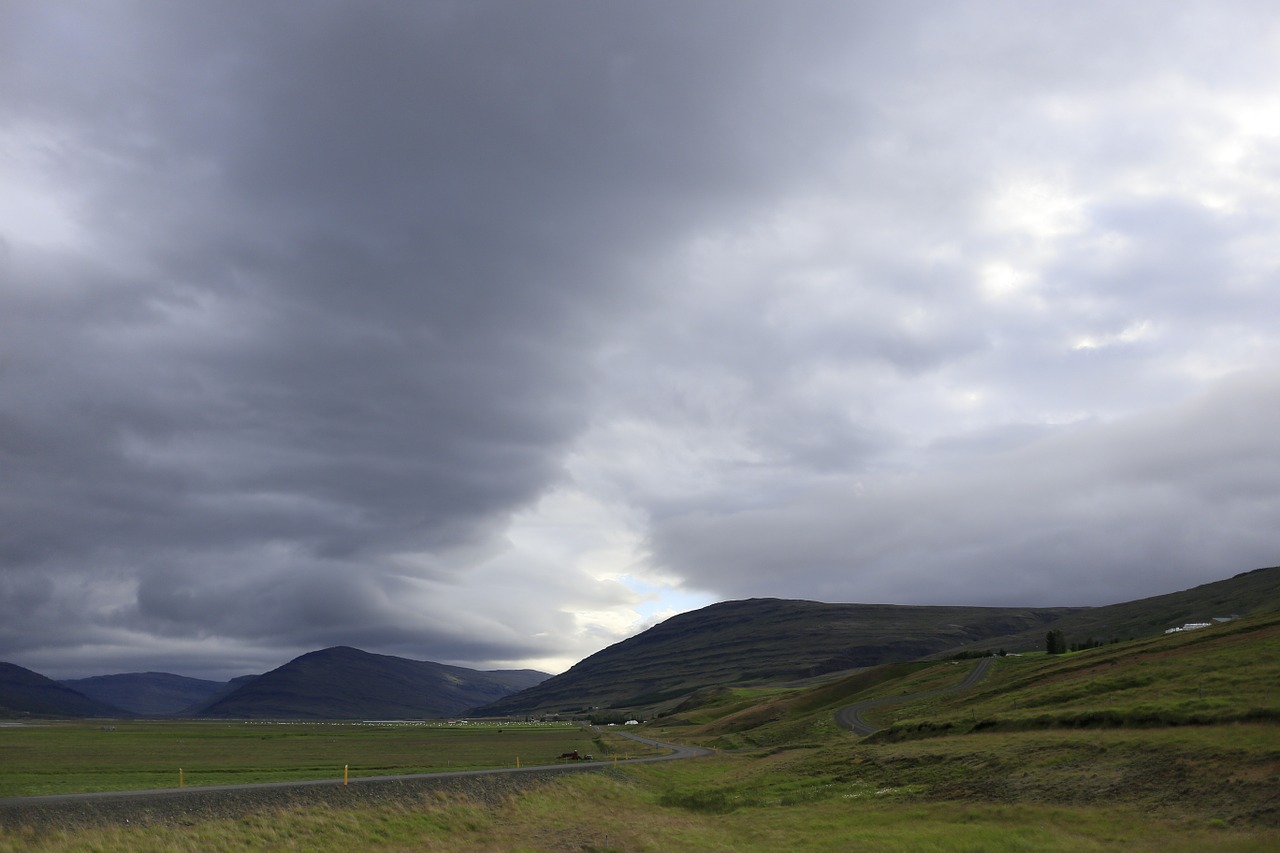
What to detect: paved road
<box><xmin>0</xmin><ymin>728</ymin><xmax>712</xmax><ymax>814</ymax></box>
<box><xmin>834</xmin><ymin>656</ymin><xmax>995</xmax><ymax>737</ymax></box>
<box><xmin>611</xmin><ymin>728</ymin><xmax>715</xmax><ymax>762</ymax></box>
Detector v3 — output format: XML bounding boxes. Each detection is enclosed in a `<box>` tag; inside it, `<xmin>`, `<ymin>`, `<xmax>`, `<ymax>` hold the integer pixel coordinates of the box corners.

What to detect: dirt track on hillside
<box><xmin>834</xmin><ymin>656</ymin><xmax>994</xmax><ymax>736</ymax></box>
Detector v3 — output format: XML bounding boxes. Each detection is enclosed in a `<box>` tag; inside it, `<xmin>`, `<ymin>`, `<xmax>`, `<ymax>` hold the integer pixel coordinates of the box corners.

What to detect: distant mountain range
<box><xmin>60</xmin><ymin>672</ymin><xmax>241</xmax><ymax>716</ymax></box>
<box><xmin>4</xmin><ymin>565</ymin><xmax>1277</xmax><ymax>720</ymax></box>
<box><xmin>1</xmin><ymin>648</ymin><xmax>548</xmax><ymax>720</ymax></box>
<box><xmin>0</xmin><ymin>662</ymin><xmax>126</xmax><ymax>718</ymax></box>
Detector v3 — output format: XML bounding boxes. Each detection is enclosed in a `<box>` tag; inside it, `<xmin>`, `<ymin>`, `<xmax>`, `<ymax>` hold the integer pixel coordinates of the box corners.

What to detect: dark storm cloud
<box><xmin>2</xmin><ymin>1</ymin><xmax>1277</xmax><ymax>679</ymax></box>
<box><xmin>4</xmin><ymin>0</ymin><xmax>886</xmax><ymax>676</ymax></box>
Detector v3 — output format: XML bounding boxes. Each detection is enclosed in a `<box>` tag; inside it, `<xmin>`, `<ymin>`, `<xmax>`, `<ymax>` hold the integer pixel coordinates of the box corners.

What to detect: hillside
<box><xmin>0</xmin><ymin>662</ymin><xmax>128</xmax><ymax>718</ymax></box>
<box><xmin>475</xmin><ymin>565</ymin><xmax>1280</xmax><ymax>717</ymax></box>
<box><xmin>949</xmin><ymin>564</ymin><xmax>1280</xmax><ymax>656</ymax></box>
<box><xmin>193</xmin><ymin>646</ymin><xmax>549</xmax><ymax>719</ymax></box>
<box><xmin>668</xmin><ymin>609</ymin><xmax>1280</xmax><ymax>749</ymax></box>
<box><xmin>640</xmin><ymin>610</ymin><xmax>1280</xmax><ymax>830</ymax></box>
<box><xmin>60</xmin><ymin>672</ymin><xmax>231</xmax><ymax>716</ymax></box>
<box><xmin>471</xmin><ymin>600</ymin><xmax>1079</xmax><ymax>716</ymax></box>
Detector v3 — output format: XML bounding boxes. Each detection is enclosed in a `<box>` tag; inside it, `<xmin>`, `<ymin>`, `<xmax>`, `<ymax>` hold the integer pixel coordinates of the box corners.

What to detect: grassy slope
<box><xmin>875</xmin><ymin>610</ymin><xmax>1280</xmax><ymax>738</ymax></box>
<box><xmin>636</xmin><ymin>612</ymin><xmax>1280</xmax><ymax>829</ymax></box>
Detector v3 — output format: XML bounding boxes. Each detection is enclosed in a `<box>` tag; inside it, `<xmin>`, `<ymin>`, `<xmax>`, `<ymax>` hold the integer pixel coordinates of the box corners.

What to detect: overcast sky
<box><xmin>3</xmin><ymin>1</ymin><xmax>1277</xmax><ymax>681</ymax></box>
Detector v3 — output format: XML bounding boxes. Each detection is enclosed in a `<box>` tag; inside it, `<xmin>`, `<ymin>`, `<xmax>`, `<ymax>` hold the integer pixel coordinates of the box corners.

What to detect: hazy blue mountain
<box><xmin>1</xmin><ymin>662</ymin><xmax>128</xmax><ymax>718</ymax></box>
<box><xmin>192</xmin><ymin>646</ymin><xmax>548</xmax><ymax>719</ymax></box>
<box><xmin>60</xmin><ymin>672</ymin><xmax>230</xmax><ymax>716</ymax></box>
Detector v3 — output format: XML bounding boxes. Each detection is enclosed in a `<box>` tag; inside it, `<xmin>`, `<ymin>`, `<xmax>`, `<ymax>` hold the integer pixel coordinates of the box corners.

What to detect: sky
<box><xmin>2</xmin><ymin>1</ymin><xmax>1278</xmax><ymax>681</ymax></box>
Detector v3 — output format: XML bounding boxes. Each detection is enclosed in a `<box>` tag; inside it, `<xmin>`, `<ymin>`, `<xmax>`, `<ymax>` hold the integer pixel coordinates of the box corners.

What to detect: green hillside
<box><xmin>473</xmin><ymin>600</ymin><xmax>1079</xmax><ymax>716</ymax></box>
<box><xmin>476</xmin><ymin>566</ymin><xmax>1280</xmax><ymax>717</ymax></box>
<box><xmin>639</xmin><ymin>610</ymin><xmax>1280</xmax><ymax>829</ymax></box>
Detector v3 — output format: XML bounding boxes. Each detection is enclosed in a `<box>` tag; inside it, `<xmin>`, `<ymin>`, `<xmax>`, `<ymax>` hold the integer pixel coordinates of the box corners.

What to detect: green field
<box><xmin>0</xmin><ymin>721</ymin><xmax>659</xmax><ymax>797</ymax></box>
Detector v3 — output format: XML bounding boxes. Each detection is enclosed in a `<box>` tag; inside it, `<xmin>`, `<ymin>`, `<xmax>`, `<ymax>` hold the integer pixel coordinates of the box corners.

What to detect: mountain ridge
<box><xmin>471</xmin><ymin>565</ymin><xmax>1280</xmax><ymax>716</ymax></box>
<box><xmin>6</xmin><ymin>565</ymin><xmax>1276</xmax><ymax>720</ymax></box>
<box><xmin>60</xmin><ymin>672</ymin><xmax>232</xmax><ymax>716</ymax></box>
<box><xmin>0</xmin><ymin>662</ymin><xmax>129</xmax><ymax>719</ymax></box>
<box><xmin>470</xmin><ymin>600</ymin><xmax>1079</xmax><ymax>716</ymax></box>
<box><xmin>192</xmin><ymin>646</ymin><xmax>549</xmax><ymax>719</ymax></box>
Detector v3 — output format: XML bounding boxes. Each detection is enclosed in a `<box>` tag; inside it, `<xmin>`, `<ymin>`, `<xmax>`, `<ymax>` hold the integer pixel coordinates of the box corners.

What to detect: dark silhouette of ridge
<box><xmin>60</xmin><ymin>672</ymin><xmax>230</xmax><ymax>716</ymax></box>
<box><xmin>192</xmin><ymin>646</ymin><xmax>548</xmax><ymax>719</ymax></box>
<box><xmin>1</xmin><ymin>662</ymin><xmax>129</xmax><ymax>718</ymax></box>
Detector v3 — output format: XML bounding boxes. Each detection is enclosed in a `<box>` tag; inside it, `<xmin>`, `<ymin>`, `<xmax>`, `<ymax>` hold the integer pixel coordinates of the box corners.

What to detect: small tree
<box><xmin>1045</xmin><ymin>629</ymin><xmax>1067</xmax><ymax>655</ymax></box>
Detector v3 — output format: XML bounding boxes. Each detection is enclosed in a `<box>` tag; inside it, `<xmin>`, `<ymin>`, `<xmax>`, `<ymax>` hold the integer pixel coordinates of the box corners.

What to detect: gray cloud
<box><xmin>2</xmin><ymin>1</ymin><xmax>1277</xmax><ymax>679</ymax></box>
<box><xmin>647</xmin><ymin>369</ymin><xmax>1280</xmax><ymax>607</ymax></box>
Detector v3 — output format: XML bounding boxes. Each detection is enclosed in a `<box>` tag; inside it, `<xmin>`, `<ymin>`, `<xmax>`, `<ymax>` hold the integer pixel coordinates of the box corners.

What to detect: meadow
<box><xmin>0</xmin><ymin>721</ymin><xmax>658</xmax><ymax>797</ymax></box>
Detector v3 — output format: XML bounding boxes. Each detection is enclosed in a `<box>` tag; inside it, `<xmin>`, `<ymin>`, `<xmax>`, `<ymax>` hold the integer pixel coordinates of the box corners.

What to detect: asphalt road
<box><xmin>834</xmin><ymin>656</ymin><xmax>995</xmax><ymax>737</ymax></box>
<box><xmin>611</xmin><ymin>728</ymin><xmax>716</xmax><ymax>762</ymax></box>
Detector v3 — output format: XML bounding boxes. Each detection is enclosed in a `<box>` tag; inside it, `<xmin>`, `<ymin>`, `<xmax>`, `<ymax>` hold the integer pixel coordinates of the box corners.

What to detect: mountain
<box><xmin>191</xmin><ymin>646</ymin><xmax>549</xmax><ymax>719</ymax></box>
<box><xmin>472</xmin><ymin>565</ymin><xmax>1280</xmax><ymax>717</ymax></box>
<box><xmin>188</xmin><ymin>671</ymin><xmax>261</xmax><ymax>712</ymax></box>
<box><xmin>0</xmin><ymin>662</ymin><xmax>128</xmax><ymax>718</ymax></box>
<box><xmin>60</xmin><ymin>672</ymin><xmax>231</xmax><ymax>716</ymax></box>
<box><xmin>471</xmin><ymin>600</ymin><xmax>1080</xmax><ymax>716</ymax></box>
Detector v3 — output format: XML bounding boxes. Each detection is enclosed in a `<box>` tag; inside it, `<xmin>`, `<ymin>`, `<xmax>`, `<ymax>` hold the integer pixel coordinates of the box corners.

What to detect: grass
<box><xmin>4</xmin><ymin>765</ymin><xmax>1275</xmax><ymax>852</ymax></box>
<box><xmin>874</xmin><ymin>612</ymin><xmax>1280</xmax><ymax>739</ymax></box>
<box><xmin>0</xmin><ymin>721</ymin><xmax>661</xmax><ymax>797</ymax></box>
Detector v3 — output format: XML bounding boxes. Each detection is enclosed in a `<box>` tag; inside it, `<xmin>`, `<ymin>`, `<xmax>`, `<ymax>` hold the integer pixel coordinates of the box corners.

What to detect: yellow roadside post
<box><xmin>344</xmin><ymin>764</ymin><xmax>349</xmax><ymax>785</ymax></box>
<box><xmin>179</xmin><ymin>768</ymin><xmax>184</xmax><ymax>788</ymax></box>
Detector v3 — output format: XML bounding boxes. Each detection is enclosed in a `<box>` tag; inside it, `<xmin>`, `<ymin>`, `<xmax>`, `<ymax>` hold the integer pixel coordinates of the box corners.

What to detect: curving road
<box><xmin>835</xmin><ymin>656</ymin><xmax>995</xmax><ymax>737</ymax></box>
<box><xmin>611</xmin><ymin>728</ymin><xmax>715</xmax><ymax>762</ymax></box>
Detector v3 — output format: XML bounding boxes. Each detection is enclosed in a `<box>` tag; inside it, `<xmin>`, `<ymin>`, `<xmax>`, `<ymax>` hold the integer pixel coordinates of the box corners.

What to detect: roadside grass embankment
<box><xmin>4</xmin><ymin>759</ymin><xmax>1276</xmax><ymax>853</ymax></box>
